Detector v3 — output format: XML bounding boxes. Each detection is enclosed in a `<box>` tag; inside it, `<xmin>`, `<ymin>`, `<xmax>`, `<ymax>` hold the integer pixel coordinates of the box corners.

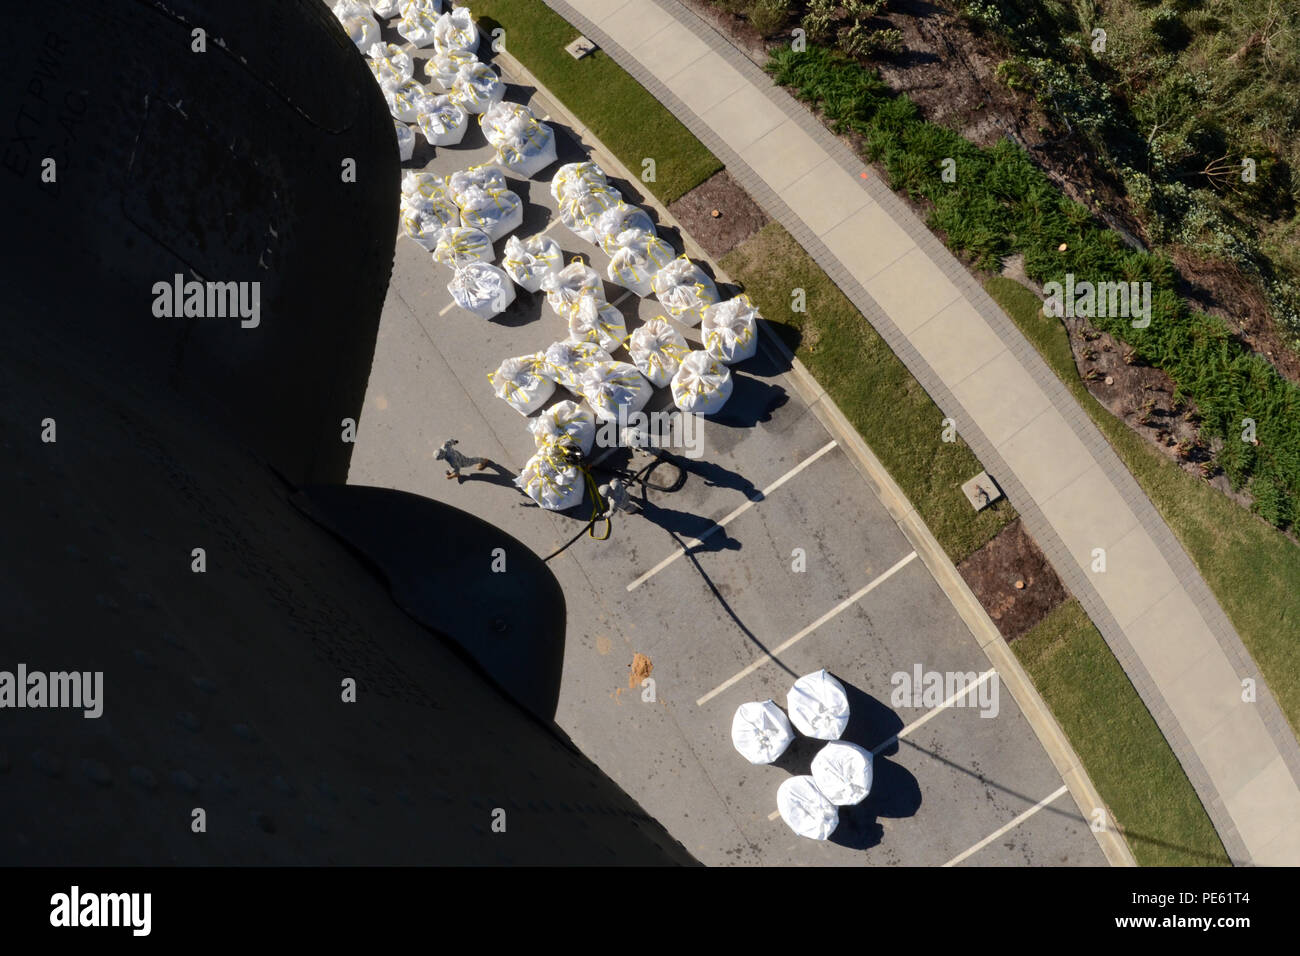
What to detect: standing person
<box><xmin>436</xmin><ymin>438</ymin><xmax>490</xmax><ymax>481</ymax></box>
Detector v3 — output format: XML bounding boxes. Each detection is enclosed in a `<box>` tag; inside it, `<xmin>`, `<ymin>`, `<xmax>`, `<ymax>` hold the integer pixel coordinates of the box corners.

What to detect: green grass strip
<box><xmin>465</xmin><ymin>0</ymin><xmax>722</xmax><ymax>203</ymax></box>
<box><xmin>989</xmin><ymin>275</ymin><xmax>1300</xmax><ymax>736</ymax></box>
<box><xmin>768</xmin><ymin>45</ymin><xmax>1300</xmax><ymax>532</ymax></box>
<box><xmin>723</xmin><ymin>223</ymin><xmax>1015</xmax><ymax>562</ymax></box>
<box><xmin>1015</xmin><ymin>600</ymin><xmax>1230</xmax><ymax>866</ymax></box>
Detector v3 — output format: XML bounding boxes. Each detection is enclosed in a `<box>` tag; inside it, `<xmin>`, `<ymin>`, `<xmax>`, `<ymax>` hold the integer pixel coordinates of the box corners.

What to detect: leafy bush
<box><xmin>767</xmin><ymin>45</ymin><xmax>1300</xmax><ymax>529</ymax></box>
<box><xmin>748</xmin><ymin>0</ymin><xmax>790</xmax><ymax>36</ymax></box>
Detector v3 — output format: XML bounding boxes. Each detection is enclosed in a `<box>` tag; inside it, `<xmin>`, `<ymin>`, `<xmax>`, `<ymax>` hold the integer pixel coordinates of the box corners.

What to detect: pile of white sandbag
<box><xmin>448</xmin><ymin>261</ymin><xmax>514</xmax><ymax>318</ymax></box>
<box><xmin>431</xmin><ymin>225</ymin><xmax>493</xmax><ymax>265</ymax></box>
<box><xmin>479</xmin><ymin>101</ymin><xmax>557</xmax><ymax>178</ymax></box>
<box><xmin>502</xmin><ymin>234</ymin><xmax>562</xmax><ymax>293</ymax></box>
<box><xmin>653</xmin><ymin>255</ymin><xmax>719</xmax><ymax>326</ymax></box>
<box><xmin>489</xmin><ymin>353</ymin><xmax>555</xmax><ymax>416</ymax></box>
<box><xmin>579</xmin><ymin>362</ymin><xmax>653</xmax><ymax>423</ymax></box>
<box><xmin>332</xmin><ymin>1</ymin><xmax>381</xmax><ymax>51</ymax></box>
<box><xmin>515</xmin><ymin>445</ymin><xmax>585</xmax><ymax>511</ymax></box>
<box><xmin>701</xmin><ymin>294</ymin><xmax>761</xmax><ymax>365</ymax></box>
<box><xmin>416</xmin><ymin>96</ymin><xmax>468</xmax><ymax>146</ymax></box>
<box><xmin>606</xmin><ymin>229</ymin><xmax>675</xmax><ymax>297</ymax></box>
<box><xmin>541</xmin><ymin>259</ymin><xmax>605</xmax><ymax>319</ymax></box>
<box><xmin>398</xmin><ymin>172</ymin><xmax>459</xmax><ymax>250</ymax></box>
<box><xmin>541</xmin><ymin>339</ymin><xmax>613</xmax><ymax>396</ymax></box>
<box><xmin>628</xmin><ymin>318</ymin><xmax>689</xmax><ymax>388</ymax></box>
<box><xmin>567</xmin><ymin>293</ymin><xmax>629</xmax><ymax>354</ymax></box>
<box><xmin>670</xmin><ymin>350</ymin><xmax>732</xmax><ymax>415</ymax></box>
<box><xmin>443</xmin><ymin>164</ymin><xmax>522</xmax><ymax>243</ymax></box>
<box><xmin>529</xmin><ymin>400</ymin><xmax>596</xmax><ymax>457</ymax></box>
<box><xmin>730</xmin><ymin>670</ymin><xmax>871</xmax><ymax>842</ymax></box>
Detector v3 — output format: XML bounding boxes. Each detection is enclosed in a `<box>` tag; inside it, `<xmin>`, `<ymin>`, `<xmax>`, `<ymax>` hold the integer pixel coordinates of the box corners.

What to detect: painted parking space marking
<box><xmin>628</xmin><ymin>440</ymin><xmax>837</xmax><ymax>591</ymax></box>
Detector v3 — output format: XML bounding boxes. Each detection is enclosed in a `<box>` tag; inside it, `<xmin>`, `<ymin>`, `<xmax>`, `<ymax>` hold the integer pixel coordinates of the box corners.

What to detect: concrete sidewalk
<box><xmin>547</xmin><ymin>0</ymin><xmax>1300</xmax><ymax>864</ymax></box>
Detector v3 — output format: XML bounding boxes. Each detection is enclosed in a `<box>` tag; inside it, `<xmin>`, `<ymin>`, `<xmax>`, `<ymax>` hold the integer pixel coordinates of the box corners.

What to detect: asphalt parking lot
<box><xmin>344</xmin><ymin>17</ymin><xmax>1107</xmax><ymax>866</ymax></box>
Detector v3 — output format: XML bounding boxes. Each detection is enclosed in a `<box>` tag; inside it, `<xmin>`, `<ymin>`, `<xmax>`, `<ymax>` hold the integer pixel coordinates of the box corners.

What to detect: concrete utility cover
<box><xmin>565</xmin><ymin>35</ymin><xmax>597</xmax><ymax>59</ymax></box>
<box><xmin>961</xmin><ymin>471</ymin><xmax>1003</xmax><ymax>511</ymax></box>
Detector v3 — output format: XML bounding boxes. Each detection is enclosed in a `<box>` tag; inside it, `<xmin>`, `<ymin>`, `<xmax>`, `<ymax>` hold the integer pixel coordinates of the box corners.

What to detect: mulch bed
<box><xmin>957</xmin><ymin>518</ymin><xmax>1069</xmax><ymax>642</ymax></box>
<box><xmin>668</xmin><ymin>170</ymin><xmax>769</xmax><ymax>261</ymax></box>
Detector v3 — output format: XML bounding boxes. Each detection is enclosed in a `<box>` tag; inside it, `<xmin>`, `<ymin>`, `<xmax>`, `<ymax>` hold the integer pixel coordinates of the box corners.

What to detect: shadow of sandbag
<box><xmin>769</xmin><ymin>733</ymin><xmax>824</xmax><ymax>776</ymax></box>
<box><xmin>829</xmin><ymin>803</ymin><xmax>886</xmax><ymax>851</ymax></box>
<box><xmin>707</xmin><ymin>374</ymin><xmax>789</xmax><ymax>428</ymax></box>
<box><xmin>839</xmin><ymin>681</ymin><xmax>905</xmax><ymax>758</ymax></box>
<box><xmin>859</xmin><ymin>755</ymin><xmax>922</xmax><ymax>820</ymax></box>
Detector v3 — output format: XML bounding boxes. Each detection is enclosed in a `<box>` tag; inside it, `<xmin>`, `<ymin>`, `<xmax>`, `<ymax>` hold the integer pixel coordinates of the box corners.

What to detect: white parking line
<box><xmin>942</xmin><ymin>785</ymin><xmax>1068</xmax><ymax>867</ymax></box>
<box><xmin>627</xmin><ymin>440</ymin><xmax>838</xmax><ymax>591</ymax></box>
<box><xmin>871</xmin><ymin>669</ymin><xmax>998</xmax><ymax>755</ymax></box>
<box><xmin>695</xmin><ymin>550</ymin><xmax>918</xmax><ymax>706</ymax></box>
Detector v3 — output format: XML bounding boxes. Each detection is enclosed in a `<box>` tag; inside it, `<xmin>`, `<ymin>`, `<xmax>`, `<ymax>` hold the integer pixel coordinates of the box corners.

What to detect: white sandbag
<box><xmin>383</xmin><ymin>78</ymin><xmax>436</xmax><ymax>123</ymax></box>
<box><xmin>671</xmin><ymin>350</ymin><xmax>733</xmax><ymax>415</ymax></box>
<box><xmin>810</xmin><ymin>741</ymin><xmax>873</xmax><ymax>806</ymax></box>
<box><xmin>397</xmin><ymin>6</ymin><xmax>439</xmax><ymax>47</ymax></box>
<box><xmin>516</xmin><ymin>448</ymin><xmax>585</xmax><ymax>512</ymax></box>
<box><xmin>652</xmin><ymin>256</ymin><xmax>720</xmax><ymax>327</ymax></box>
<box><xmin>401</xmin><ymin>170</ymin><xmax>449</xmax><ymax>201</ymax></box>
<box><xmin>541</xmin><ymin>259</ymin><xmax>604</xmax><ymax>319</ymax></box>
<box><xmin>550</xmin><ymin>162</ymin><xmax>608</xmax><ymax>203</ymax></box>
<box><xmin>424</xmin><ymin>47</ymin><xmax>477</xmax><ymax>92</ymax></box>
<box><xmin>593</xmin><ymin>203</ymin><xmax>656</xmax><ymax>254</ymax></box>
<box><xmin>776</xmin><ymin>776</ymin><xmax>839</xmax><ymax>841</ymax></box>
<box><xmin>567</xmin><ymin>294</ymin><xmax>629</xmax><ymax>354</ymax></box>
<box><xmin>606</xmin><ymin>229</ymin><xmax>675</xmax><ymax>297</ymax></box>
<box><xmin>416</xmin><ymin>96</ymin><xmax>468</xmax><ymax>146</ymax></box>
<box><xmin>580</xmin><ymin>362</ymin><xmax>653</xmax><ymax>423</ymax></box>
<box><xmin>558</xmin><ymin>181</ymin><xmax>622</xmax><ymax>244</ymax></box>
<box><xmin>529</xmin><ymin>400</ymin><xmax>596</xmax><ymax>456</ymax></box>
<box><xmin>479</xmin><ymin>101</ymin><xmax>557</xmax><ymax>177</ymax></box>
<box><xmin>541</xmin><ymin>340</ymin><xmax>613</xmax><ymax>394</ymax></box>
<box><xmin>399</xmin><ymin>195</ymin><xmax>458</xmax><ymax>250</ymax></box>
<box><xmin>394</xmin><ymin>120</ymin><xmax>415</xmax><ymax>161</ymax></box>
<box><xmin>489</xmin><ymin>353</ymin><xmax>555</xmax><ymax>417</ymax></box>
<box><xmin>702</xmin><ymin>294</ymin><xmax>760</xmax><ymax>365</ymax></box>
<box><xmin>333</xmin><ymin>0</ymin><xmax>372</xmax><ymax>19</ymax></box>
<box><xmin>731</xmin><ymin>700</ymin><xmax>795</xmax><ymax>765</ymax></box>
<box><xmin>450</xmin><ymin>62</ymin><xmax>504</xmax><ymax>114</ymax></box>
<box><xmin>502</xmin><ymin>234</ymin><xmax>562</xmax><ymax>294</ymax></box>
<box><xmin>628</xmin><ymin>318</ymin><xmax>689</xmax><ymax>388</ymax></box>
<box><xmin>341</xmin><ymin>13</ymin><xmax>382</xmax><ymax>51</ymax></box>
<box><xmin>433</xmin><ymin>7</ymin><xmax>478</xmax><ymax>55</ymax></box>
<box><xmin>787</xmin><ymin>669</ymin><xmax>850</xmax><ymax>741</ymax></box>
<box><xmin>457</xmin><ymin>185</ymin><xmax>523</xmax><ymax>241</ymax></box>
<box><xmin>431</xmin><ymin>225</ymin><xmax>493</xmax><ymax>265</ymax></box>
<box><xmin>370</xmin><ymin>0</ymin><xmax>403</xmax><ymax>18</ymax></box>
<box><xmin>366</xmin><ymin>42</ymin><xmax>413</xmax><ymax>85</ymax></box>
<box><xmin>447</xmin><ymin>262</ymin><xmax>515</xmax><ymax>318</ymax></box>
<box><xmin>447</xmin><ymin>164</ymin><xmax>507</xmax><ymax>206</ymax></box>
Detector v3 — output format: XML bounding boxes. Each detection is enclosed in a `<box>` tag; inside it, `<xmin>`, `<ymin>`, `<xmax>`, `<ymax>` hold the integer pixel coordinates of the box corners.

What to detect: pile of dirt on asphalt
<box><xmin>629</xmin><ymin>652</ymin><xmax>653</xmax><ymax>688</ymax></box>
<box><xmin>669</xmin><ymin>170</ymin><xmax>769</xmax><ymax>261</ymax></box>
<box><xmin>958</xmin><ymin>519</ymin><xmax>1068</xmax><ymax>642</ymax></box>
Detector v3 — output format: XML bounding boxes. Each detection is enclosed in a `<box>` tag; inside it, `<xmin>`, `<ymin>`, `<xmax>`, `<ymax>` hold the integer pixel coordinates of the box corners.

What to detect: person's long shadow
<box><xmin>658</xmin><ymin>522</ymin><xmax>797</xmax><ymax>682</ymax></box>
<box><xmin>661</xmin><ymin>452</ymin><xmax>757</xmax><ymax>499</ymax></box>
<box><xmin>457</xmin><ymin>461</ymin><xmax>518</xmax><ymax>490</ymax></box>
<box><xmin>768</xmin><ymin>676</ymin><xmax>921</xmax><ymax>851</ymax></box>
